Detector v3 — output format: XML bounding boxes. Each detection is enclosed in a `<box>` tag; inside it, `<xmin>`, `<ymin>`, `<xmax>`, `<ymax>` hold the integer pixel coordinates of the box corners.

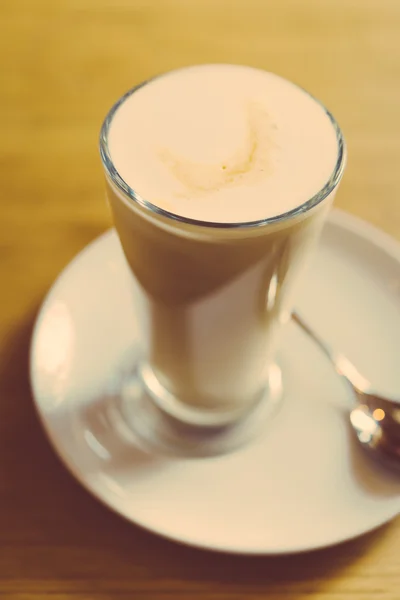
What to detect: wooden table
<box><xmin>1</xmin><ymin>0</ymin><xmax>399</xmax><ymax>597</ymax></box>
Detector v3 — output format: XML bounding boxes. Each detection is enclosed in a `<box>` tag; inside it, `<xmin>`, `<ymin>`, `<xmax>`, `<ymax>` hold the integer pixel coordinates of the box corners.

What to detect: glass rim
<box><xmin>99</xmin><ymin>67</ymin><xmax>346</xmax><ymax>230</ymax></box>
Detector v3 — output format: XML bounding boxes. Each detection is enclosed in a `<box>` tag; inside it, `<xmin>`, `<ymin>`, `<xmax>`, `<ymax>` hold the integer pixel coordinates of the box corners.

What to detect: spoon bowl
<box><xmin>293</xmin><ymin>311</ymin><xmax>400</xmax><ymax>473</ymax></box>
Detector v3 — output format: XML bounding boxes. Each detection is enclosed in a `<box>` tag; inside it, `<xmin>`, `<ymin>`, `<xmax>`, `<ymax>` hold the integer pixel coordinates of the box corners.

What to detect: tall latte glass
<box><xmin>100</xmin><ymin>65</ymin><xmax>346</xmax><ymax>455</ymax></box>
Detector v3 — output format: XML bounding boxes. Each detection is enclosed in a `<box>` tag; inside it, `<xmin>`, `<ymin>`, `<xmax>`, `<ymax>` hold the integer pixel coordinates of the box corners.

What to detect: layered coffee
<box><xmin>103</xmin><ymin>64</ymin><xmax>343</xmax><ymax>419</ymax></box>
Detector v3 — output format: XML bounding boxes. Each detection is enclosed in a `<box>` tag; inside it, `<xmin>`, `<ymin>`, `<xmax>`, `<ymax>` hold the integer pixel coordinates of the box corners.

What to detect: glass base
<box><xmin>120</xmin><ymin>362</ymin><xmax>284</xmax><ymax>458</ymax></box>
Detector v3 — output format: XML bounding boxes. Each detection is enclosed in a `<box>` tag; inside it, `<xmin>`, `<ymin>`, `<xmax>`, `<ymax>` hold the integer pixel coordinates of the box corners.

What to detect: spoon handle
<box><xmin>292</xmin><ymin>311</ymin><xmax>372</xmax><ymax>395</ymax></box>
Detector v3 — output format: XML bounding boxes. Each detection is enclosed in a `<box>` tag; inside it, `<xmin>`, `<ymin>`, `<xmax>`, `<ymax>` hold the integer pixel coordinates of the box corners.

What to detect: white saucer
<box><xmin>30</xmin><ymin>209</ymin><xmax>400</xmax><ymax>554</ymax></box>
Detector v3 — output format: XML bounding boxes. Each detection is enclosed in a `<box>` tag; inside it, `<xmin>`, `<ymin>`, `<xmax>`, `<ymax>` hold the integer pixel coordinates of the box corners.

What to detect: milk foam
<box><xmin>108</xmin><ymin>64</ymin><xmax>339</xmax><ymax>223</ymax></box>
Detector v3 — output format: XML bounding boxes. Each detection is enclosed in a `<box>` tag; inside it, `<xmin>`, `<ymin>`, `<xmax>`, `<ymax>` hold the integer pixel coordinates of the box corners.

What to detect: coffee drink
<box><xmin>101</xmin><ymin>64</ymin><xmax>344</xmax><ymax>423</ymax></box>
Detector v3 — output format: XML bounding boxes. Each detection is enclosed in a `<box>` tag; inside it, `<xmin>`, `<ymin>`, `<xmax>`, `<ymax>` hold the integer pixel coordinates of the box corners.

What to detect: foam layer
<box><xmin>108</xmin><ymin>64</ymin><xmax>339</xmax><ymax>223</ymax></box>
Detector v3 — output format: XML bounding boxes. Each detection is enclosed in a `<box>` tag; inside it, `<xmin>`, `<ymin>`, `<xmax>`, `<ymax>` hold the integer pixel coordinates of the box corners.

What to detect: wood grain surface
<box><xmin>1</xmin><ymin>0</ymin><xmax>399</xmax><ymax>598</ymax></box>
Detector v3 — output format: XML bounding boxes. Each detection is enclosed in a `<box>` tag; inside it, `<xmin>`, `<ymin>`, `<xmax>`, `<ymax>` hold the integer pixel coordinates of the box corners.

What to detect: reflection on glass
<box><xmin>266</xmin><ymin>272</ymin><xmax>278</xmax><ymax>312</ymax></box>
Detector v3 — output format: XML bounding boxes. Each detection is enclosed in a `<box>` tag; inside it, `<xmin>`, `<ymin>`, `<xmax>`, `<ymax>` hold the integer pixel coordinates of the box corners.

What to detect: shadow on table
<box><xmin>0</xmin><ymin>307</ymin><xmax>396</xmax><ymax>596</ymax></box>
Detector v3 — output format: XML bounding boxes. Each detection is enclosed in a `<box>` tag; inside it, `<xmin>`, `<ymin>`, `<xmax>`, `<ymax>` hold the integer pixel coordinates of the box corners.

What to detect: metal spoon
<box><xmin>292</xmin><ymin>311</ymin><xmax>400</xmax><ymax>473</ymax></box>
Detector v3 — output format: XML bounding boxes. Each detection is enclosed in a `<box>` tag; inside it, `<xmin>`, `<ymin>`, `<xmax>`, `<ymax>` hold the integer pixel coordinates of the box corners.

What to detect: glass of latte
<box><xmin>100</xmin><ymin>64</ymin><xmax>346</xmax><ymax>455</ymax></box>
